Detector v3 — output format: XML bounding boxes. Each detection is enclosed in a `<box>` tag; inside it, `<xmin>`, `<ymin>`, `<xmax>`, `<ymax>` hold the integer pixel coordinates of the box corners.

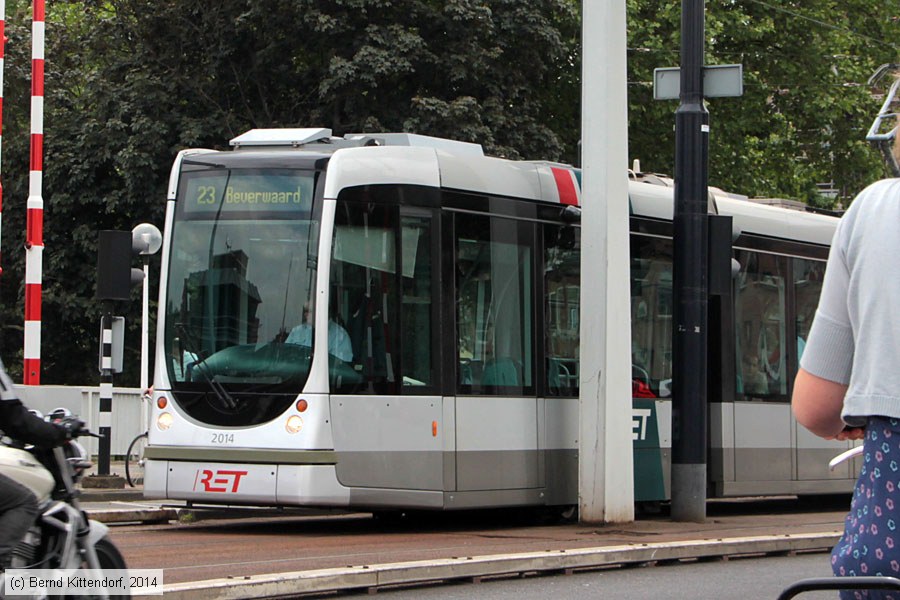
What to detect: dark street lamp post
<box><xmin>671</xmin><ymin>0</ymin><xmax>709</xmax><ymax>523</ymax></box>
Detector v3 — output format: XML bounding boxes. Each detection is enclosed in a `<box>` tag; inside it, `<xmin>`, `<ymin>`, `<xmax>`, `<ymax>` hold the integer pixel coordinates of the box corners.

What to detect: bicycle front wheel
<box><xmin>125</xmin><ymin>431</ymin><xmax>148</xmax><ymax>487</ymax></box>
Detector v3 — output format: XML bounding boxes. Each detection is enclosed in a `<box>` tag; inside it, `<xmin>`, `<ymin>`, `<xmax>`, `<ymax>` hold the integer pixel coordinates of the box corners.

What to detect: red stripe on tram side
<box><xmin>551</xmin><ymin>167</ymin><xmax>579</xmax><ymax>206</ymax></box>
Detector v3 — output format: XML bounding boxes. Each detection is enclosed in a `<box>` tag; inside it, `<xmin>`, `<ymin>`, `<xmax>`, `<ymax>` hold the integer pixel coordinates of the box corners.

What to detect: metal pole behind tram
<box><xmin>653</xmin><ymin>1</ymin><xmax>741</xmax><ymax>522</ymax></box>
<box><xmin>670</xmin><ymin>0</ymin><xmax>710</xmax><ymax>524</ymax></box>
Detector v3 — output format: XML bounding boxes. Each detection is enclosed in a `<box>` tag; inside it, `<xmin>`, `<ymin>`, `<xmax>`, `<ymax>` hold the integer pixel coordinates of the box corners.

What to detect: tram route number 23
<box><xmin>194</xmin><ymin>469</ymin><xmax>248</xmax><ymax>493</ymax></box>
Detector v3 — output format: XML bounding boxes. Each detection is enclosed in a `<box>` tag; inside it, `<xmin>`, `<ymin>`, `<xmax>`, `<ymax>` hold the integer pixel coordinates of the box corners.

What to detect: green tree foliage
<box><xmin>0</xmin><ymin>0</ymin><xmax>577</xmax><ymax>383</ymax></box>
<box><xmin>0</xmin><ymin>1</ymin><xmax>894</xmax><ymax>383</ymax></box>
<box><xmin>626</xmin><ymin>0</ymin><xmax>900</xmax><ymax>206</ymax></box>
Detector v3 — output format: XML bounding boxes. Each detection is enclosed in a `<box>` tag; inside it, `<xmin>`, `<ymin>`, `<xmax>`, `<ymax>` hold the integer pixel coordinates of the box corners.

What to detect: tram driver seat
<box><xmin>482</xmin><ymin>357</ymin><xmax>521</xmax><ymax>387</ymax></box>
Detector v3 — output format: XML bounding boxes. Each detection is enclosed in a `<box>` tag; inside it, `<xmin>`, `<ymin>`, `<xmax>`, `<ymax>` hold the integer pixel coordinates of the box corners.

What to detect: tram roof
<box><xmin>627</xmin><ymin>175</ymin><xmax>837</xmax><ymax>246</ymax></box>
<box><xmin>717</xmin><ymin>193</ymin><xmax>837</xmax><ymax>246</ymax></box>
<box><xmin>182</xmin><ymin>129</ymin><xmax>839</xmax><ymax>247</ymax></box>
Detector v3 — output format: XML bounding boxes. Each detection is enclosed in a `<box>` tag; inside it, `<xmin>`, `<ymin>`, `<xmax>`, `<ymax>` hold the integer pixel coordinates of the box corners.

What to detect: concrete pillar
<box><xmin>578</xmin><ymin>0</ymin><xmax>635</xmax><ymax>523</ymax></box>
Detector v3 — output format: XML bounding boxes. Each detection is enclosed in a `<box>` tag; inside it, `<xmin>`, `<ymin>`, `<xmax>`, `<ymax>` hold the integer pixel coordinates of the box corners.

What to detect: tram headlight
<box><xmin>157</xmin><ymin>412</ymin><xmax>174</xmax><ymax>431</ymax></box>
<box><xmin>286</xmin><ymin>415</ymin><xmax>303</xmax><ymax>434</ymax></box>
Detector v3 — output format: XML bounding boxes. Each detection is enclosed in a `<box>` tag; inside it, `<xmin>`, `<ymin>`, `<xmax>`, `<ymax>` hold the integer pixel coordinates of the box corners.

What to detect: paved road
<box><xmin>102</xmin><ymin>498</ymin><xmax>849</xmax><ymax>587</ymax></box>
<box><xmin>365</xmin><ymin>552</ymin><xmax>838</xmax><ymax>600</ymax></box>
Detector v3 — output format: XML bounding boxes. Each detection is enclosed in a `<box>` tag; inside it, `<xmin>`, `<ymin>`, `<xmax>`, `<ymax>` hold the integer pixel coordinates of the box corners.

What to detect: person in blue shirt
<box><xmin>286</xmin><ymin>304</ymin><xmax>353</xmax><ymax>362</ymax></box>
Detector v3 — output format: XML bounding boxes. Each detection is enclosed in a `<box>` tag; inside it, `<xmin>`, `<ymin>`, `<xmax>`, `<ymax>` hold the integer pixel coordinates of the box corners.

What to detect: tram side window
<box><xmin>400</xmin><ymin>215</ymin><xmax>433</xmax><ymax>387</ymax></box>
<box><xmin>330</xmin><ymin>201</ymin><xmax>400</xmax><ymax>394</ymax></box>
<box><xmin>545</xmin><ymin>225</ymin><xmax>580</xmax><ymax>397</ymax></box>
<box><xmin>793</xmin><ymin>258</ymin><xmax>825</xmax><ymax>366</ymax></box>
<box><xmin>734</xmin><ymin>250</ymin><xmax>789</xmax><ymax>401</ymax></box>
<box><xmin>629</xmin><ymin>235</ymin><xmax>674</xmax><ymax>398</ymax></box>
<box><xmin>456</xmin><ymin>212</ymin><xmax>534</xmax><ymax>395</ymax></box>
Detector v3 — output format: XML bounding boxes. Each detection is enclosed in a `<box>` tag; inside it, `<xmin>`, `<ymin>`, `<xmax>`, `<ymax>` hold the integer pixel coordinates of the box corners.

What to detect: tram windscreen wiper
<box><xmin>181</xmin><ymin>158</ymin><xmax>227</xmax><ymax>169</ymax></box>
<box><xmin>174</xmin><ymin>323</ymin><xmax>238</xmax><ymax>411</ymax></box>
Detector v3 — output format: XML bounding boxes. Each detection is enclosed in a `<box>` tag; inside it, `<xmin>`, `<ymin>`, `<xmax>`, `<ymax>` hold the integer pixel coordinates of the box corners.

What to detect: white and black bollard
<box><xmin>97</xmin><ymin>312</ymin><xmax>114</xmax><ymax>476</ymax></box>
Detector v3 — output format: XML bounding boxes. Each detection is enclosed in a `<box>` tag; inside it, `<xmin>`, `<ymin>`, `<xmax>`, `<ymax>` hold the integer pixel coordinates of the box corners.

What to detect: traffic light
<box><xmin>96</xmin><ymin>230</ymin><xmax>144</xmax><ymax>301</ymax></box>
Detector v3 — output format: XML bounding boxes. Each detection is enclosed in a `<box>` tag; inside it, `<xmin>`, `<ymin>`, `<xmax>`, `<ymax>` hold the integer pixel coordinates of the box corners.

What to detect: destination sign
<box><xmin>181</xmin><ymin>171</ymin><xmax>314</xmax><ymax>215</ymax></box>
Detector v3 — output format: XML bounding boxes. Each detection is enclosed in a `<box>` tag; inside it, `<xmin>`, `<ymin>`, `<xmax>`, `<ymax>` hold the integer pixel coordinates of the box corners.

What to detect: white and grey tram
<box><xmin>143</xmin><ymin>128</ymin><xmax>856</xmax><ymax>510</ymax></box>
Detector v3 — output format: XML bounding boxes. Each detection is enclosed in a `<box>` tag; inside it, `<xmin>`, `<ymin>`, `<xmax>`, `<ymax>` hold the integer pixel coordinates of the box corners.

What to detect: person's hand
<box><xmin>828</xmin><ymin>426</ymin><xmax>865</xmax><ymax>441</ymax></box>
<box><xmin>53</xmin><ymin>415</ymin><xmax>85</xmax><ymax>440</ymax></box>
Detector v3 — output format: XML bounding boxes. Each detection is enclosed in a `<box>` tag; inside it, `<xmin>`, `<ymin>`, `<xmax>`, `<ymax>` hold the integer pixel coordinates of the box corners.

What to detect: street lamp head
<box><xmin>132</xmin><ymin>223</ymin><xmax>162</xmax><ymax>255</ymax></box>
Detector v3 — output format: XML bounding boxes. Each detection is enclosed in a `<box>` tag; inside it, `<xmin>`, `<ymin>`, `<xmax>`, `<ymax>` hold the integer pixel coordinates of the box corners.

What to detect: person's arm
<box><xmin>792</xmin><ymin>368</ymin><xmax>849</xmax><ymax>438</ymax></box>
<box><xmin>0</xmin><ymin>362</ymin><xmax>67</xmax><ymax>447</ymax></box>
<box><xmin>792</xmin><ymin>201</ymin><xmax>856</xmax><ymax>440</ymax></box>
<box><xmin>0</xmin><ymin>397</ymin><xmax>68</xmax><ymax>448</ymax></box>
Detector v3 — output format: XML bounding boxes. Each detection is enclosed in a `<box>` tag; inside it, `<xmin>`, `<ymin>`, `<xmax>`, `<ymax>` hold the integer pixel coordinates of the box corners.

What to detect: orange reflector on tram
<box><xmin>296</xmin><ymin>399</ymin><xmax>308</xmax><ymax>412</ymax></box>
<box><xmin>157</xmin><ymin>397</ymin><xmax>168</xmax><ymax>409</ymax></box>
<box><xmin>432</xmin><ymin>421</ymin><xmax>438</xmax><ymax>437</ymax></box>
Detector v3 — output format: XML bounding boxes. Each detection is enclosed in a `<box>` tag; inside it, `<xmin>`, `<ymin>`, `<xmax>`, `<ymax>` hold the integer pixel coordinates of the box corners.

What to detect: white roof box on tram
<box><xmin>230</xmin><ymin>128</ymin><xmax>484</xmax><ymax>157</ymax></box>
<box><xmin>346</xmin><ymin>133</ymin><xmax>484</xmax><ymax>157</ymax></box>
<box><xmin>230</xmin><ymin>128</ymin><xmax>333</xmax><ymax>148</ymax></box>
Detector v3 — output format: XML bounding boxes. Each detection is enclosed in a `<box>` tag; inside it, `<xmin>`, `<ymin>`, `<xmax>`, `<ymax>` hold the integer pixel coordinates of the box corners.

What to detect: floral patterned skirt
<box><xmin>832</xmin><ymin>417</ymin><xmax>900</xmax><ymax>599</ymax></box>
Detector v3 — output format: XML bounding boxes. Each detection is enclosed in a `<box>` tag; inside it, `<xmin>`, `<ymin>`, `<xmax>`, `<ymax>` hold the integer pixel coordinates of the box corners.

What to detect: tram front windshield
<box><xmin>164</xmin><ymin>167</ymin><xmax>320</xmax><ymax>426</ymax></box>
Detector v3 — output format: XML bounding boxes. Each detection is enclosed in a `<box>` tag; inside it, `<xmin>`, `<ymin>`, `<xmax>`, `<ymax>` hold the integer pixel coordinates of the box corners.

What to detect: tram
<box><xmin>142</xmin><ymin>128</ymin><xmax>854</xmax><ymax>510</ymax></box>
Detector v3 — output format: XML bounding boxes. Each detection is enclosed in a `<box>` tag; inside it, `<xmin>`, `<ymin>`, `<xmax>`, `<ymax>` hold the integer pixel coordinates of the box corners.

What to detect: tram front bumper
<box><xmin>143</xmin><ymin>458</ymin><xmax>351</xmax><ymax>507</ymax></box>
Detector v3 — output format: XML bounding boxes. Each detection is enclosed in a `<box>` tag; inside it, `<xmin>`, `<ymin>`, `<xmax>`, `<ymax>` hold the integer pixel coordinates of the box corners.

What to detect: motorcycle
<box><xmin>0</xmin><ymin>410</ymin><xmax>127</xmax><ymax>596</ymax></box>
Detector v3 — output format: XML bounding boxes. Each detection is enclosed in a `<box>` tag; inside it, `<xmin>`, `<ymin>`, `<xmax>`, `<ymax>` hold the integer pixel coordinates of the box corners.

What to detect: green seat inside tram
<box><xmin>481</xmin><ymin>357</ymin><xmax>521</xmax><ymax>386</ymax></box>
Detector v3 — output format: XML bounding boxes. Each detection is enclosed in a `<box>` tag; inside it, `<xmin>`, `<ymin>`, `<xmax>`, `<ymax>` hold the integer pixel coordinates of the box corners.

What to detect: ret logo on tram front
<box><xmin>193</xmin><ymin>469</ymin><xmax>249</xmax><ymax>493</ymax></box>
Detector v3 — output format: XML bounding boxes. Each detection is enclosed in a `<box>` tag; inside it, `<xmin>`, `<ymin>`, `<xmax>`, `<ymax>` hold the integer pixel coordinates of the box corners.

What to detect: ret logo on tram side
<box><xmin>193</xmin><ymin>468</ymin><xmax>249</xmax><ymax>493</ymax></box>
<box><xmin>632</xmin><ymin>408</ymin><xmax>653</xmax><ymax>441</ymax></box>
<box><xmin>632</xmin><ymin>400</ymin><xmax>666</xmax><ymax>501</ymax></box>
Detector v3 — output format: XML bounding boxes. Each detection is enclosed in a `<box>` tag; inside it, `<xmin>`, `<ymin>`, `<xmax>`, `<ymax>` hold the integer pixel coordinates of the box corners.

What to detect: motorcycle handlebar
<box><xmin>45</xmin><ymin>412</ymin><xmax>104</xmax><ymax>441</ymax></box>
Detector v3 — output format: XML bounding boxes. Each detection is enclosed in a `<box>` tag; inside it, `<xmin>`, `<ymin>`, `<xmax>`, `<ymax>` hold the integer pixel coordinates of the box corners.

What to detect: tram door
<box><xmin>329</xmin><ymin>195</ymin><xmax>447</xmax><ymax>494</ymax></box>
<box><xmin>732</xmin><ymin>250</ymin><xmax>793</xmax><ymax>487</ymax></box>
<box><xmin>452</xmin><ymin>210</ymin><xmax>541</xmax><ymax>495</ymax></box>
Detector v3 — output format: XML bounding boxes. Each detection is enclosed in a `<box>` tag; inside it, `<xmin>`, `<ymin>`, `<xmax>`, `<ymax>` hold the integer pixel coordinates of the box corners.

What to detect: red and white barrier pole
<box><xmin>24</xmin><ymin>0</ymin><xmax>44</xmax><ymax>384</ymax></box>
<box><xmin>0</xmin><ymin>0</ymin><xmax>6</xmax><ymax>279</ymax></box>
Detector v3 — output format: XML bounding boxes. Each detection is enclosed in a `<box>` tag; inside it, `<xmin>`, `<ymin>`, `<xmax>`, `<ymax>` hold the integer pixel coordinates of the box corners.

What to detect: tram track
<box><xmin>103</xmin><ymin>503</ymin><xmax>846</xmax><ymax>597</ymax></box>
<box><xmin>126</xmin><ymin>533</ymin><xmax>837</xmax><ymax>600</ymax></box>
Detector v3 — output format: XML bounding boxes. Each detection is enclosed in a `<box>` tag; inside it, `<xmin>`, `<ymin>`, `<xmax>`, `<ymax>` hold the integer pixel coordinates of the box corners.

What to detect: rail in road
<box><xmin>90</xmin><ymin>497</ymin><xmax>849</xmax><ymax>599</ymax></box>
